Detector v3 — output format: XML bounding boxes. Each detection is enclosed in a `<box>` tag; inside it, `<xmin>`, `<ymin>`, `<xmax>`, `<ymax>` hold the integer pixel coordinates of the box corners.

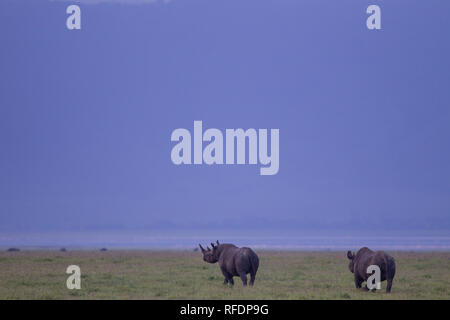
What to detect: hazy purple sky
<box><xmin>1</xmin><ymin>0</ymin><xmax>449</xmax><ymax>235</ymax></box>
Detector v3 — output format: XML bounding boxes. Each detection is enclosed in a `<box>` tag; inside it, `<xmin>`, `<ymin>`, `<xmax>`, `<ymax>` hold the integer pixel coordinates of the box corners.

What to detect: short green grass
<box><xmin>0</xmin><ymin>250</ymin><xmax>448</xmax><ymax>299</ymax></box>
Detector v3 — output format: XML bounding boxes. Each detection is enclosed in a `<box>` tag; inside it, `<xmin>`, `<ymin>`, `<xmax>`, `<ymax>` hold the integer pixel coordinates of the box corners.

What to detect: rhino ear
<box><xmin>211</xmin><ymin>242</ymin><xmax>216</xmax><ymax>249</ymax></box>
<box><xmin>216</xmin><ymin>240</ymin><xmax>220</xmax><ymax>246</ymax></box>
<box><xmin>347</xmin><ymin>251</ymin><xmax>354</xmax><ymax>260</ymax></box>
<box><xmin>199</xmin><ymin>244</ymin><xmax>205</xmax><ymax>253</ymax></box>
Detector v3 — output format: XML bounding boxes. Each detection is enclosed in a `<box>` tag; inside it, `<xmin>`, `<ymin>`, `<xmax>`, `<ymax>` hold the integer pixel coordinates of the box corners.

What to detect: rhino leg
<box><xmin>220</xmin><ymin>268</ymin><xmax>234</xmax><ymax>286</ymax></box>
<box><xmin>249</xmin><ymin>273</ymin><xmax>256</xmax><ymax>286</ymax></box>
<box><xmin>386</xmin><ymin>261</ymin><xmax>395</xmax><ymax>293</ymax></box>
<box><xmin>239</xmin><ymin>272</ymin><xmax>248</xmax><ymax>286</ymax></box>
<box><xmin>354</xmin><ymin>274</ymin><xmax>363</xmax><ymax>289</ymax></box>
<box><xmin>386</xmin><ymin>279</ymin><xmax>393</xmax><ymax>293</ymax></box>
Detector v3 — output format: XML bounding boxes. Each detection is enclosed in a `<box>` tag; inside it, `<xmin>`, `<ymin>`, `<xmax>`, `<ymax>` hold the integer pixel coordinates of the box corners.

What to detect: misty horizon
<box><xmin>1</xmin><ymin>1</ymin><xmax>449</xmax><ymax>248</ymax></box>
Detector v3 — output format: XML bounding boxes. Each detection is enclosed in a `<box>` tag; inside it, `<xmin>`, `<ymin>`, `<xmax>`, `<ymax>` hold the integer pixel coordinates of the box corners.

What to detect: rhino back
<box><xmin>242</xmin><ymin>247</ymin><xmax>259</xmax><ymax>272</ymax></box>
<box><xmin>354</xmin><ymin>247</ymin><xmax>375</xmax><ymax>280</ymax></box>
<box><xmin>218</xmin><ymin>244</ymin><xmax>240</xmax><ymax>274</ymax></box>
<box><xmin>234</xmin><ymin>247</ymin><xmax>257</xmax><ymax>274</ymax></box>
<box><xmin>218</xmin><ymin>245</ymin><xmax>258</xmax><ymax>276</ymax></box>
<box><xmin>355</xmin><ymin>248</ymin><xmax>395</xmax><ymax>281</ymax></box>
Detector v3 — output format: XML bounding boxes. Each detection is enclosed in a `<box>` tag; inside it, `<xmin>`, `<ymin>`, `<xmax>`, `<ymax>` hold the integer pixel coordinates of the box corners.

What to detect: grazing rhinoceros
<box><xmin>347</xmin><ymin>247</ymin><xmax>396</xmax><ymax>292</ymax></box>
<box><xmin>199</xmin><ymin>240</ymin><xmax>259</xmax><ymax>286</ymax></box>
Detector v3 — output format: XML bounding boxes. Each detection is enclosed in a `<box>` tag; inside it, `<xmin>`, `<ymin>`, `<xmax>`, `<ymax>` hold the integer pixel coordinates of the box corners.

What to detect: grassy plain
<box><xmin>0</xmin><ymin>250</ymin><xmax>448</xmax><ymax>299</ymax></box>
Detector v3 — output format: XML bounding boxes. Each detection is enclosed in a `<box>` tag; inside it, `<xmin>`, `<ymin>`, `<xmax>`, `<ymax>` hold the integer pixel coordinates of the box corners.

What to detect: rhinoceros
<box><xmin>347</xmin><ymin>247</ymin><xmax>396</xmax><ymax>292</ymax></box>
<box><xmin>199</xmin><ymin>240</ymin><xmax>259</xmax><ymax>286</ymax></box>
